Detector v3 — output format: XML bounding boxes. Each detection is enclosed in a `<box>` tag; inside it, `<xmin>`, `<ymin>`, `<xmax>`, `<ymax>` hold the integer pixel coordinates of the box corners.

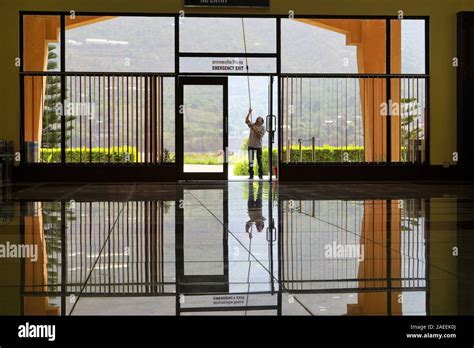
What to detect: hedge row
<box><xmin>40</xmin><ymin>145</ymin><xmax>366</xmax><ymax>169</ymax></box>
<box><xmin>40</xmin><ymin>147</ymin><xmax>139</xmax><ymax>163</ymax></box>
<box><xmin>232</xmin><ymin>146</ymin><xmax>365</xmax><ymax>176</ymax></box>
<box><xmin>281</xmin><ymin>145</ymin><xmax>365</xmax><ymax>163</ymax></box>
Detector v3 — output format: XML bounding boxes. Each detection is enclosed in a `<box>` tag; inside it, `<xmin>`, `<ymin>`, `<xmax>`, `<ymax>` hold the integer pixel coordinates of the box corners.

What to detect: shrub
<box><xmin>162</xmin><ymin>149</ymin><xmax>175</xmax><ymax>163</ymax></box>
<box><xmin>233</xmin><ymin>147</ymin><xmax>278</xmax><ymax>176</ymax></box>
<box><xmin>232</xmin><ymin>145</ymin><xmax>365</xmax><ymax>176</ymax></box>
<box><xmin>184</xmin><ymin>153</ymin><xmax>222</xmax><ymax>165</ymax></box>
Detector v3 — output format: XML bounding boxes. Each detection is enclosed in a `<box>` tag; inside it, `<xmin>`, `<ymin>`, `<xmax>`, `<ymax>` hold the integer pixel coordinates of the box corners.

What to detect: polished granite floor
<box><xmin>1</xmin><ymin>181</ymin><xmax>473</xmax><ymax>316</ymax></box>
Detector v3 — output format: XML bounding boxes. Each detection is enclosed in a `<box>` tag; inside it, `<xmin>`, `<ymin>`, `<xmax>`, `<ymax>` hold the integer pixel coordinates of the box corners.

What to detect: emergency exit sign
<box><xmin>184</xmin><ymin>0</ymin><xmax>270</xmax><ymax>8</ymax></box>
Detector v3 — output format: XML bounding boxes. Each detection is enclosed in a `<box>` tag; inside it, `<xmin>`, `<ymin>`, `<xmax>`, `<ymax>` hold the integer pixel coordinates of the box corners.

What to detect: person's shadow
<box><xmin>246</xmin><ymin>181</ymin><xmax>265</xmax><ymax>239</ymax></box>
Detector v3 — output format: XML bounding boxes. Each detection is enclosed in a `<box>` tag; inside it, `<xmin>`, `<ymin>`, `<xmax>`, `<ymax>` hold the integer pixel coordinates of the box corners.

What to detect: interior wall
<box><xmin>2</xmin><ymin>0</ymin><xmax>474</xmax><ymax>166</ymax></box>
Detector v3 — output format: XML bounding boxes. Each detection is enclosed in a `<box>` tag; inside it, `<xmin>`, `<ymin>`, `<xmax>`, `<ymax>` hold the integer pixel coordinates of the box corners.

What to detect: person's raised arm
<box><xmin>245</xmin><ymin>107</ymin><xmax>253</xmax><ymax>124</ymax></box>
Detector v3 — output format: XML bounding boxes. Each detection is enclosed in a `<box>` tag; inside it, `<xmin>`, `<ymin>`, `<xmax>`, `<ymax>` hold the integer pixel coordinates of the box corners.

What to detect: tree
<box><xmin>400</xmin><ymin>97</ymin><xmax>424</xmax><ymax>161</ymax></box>
<box><xmin>42</xmin><ymin>201</ymin><xmax>76</xmax><ymax>294</ymax></box>
<box><xmin>42</xmin><ymin>44</ymin><xmax>75</xmax><ymax>149</ymax></box>
<box><xmin>42</xmin><ymin>202</ymin><xmax>62</xmax><ymax>293</ymax></box>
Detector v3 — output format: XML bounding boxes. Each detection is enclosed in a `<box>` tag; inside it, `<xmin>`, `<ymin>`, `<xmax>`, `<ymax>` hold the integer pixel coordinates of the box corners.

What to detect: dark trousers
<box><xmin>248</xmin><ymin>147</ymin><xmax>263</xmax><ymax>177</ymax></box>
<box><xmin>248</xmin><ymin>181</ymin><xmax>263</xmax><ymax>209</ymax></box>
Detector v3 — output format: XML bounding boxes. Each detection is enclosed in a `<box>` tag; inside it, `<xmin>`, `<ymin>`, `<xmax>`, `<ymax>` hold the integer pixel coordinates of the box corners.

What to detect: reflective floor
<box><xmin>1</xmin><ymin>181</ymin><xmax>473</xmax><ymax>316</ymax></box>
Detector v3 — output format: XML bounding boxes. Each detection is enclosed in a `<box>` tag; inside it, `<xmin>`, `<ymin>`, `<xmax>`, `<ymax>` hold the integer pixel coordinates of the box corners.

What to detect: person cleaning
<box><xmin>245</xmin><ymin>108</ymin><xmax>265</xmax><ymax>180</ymax></box>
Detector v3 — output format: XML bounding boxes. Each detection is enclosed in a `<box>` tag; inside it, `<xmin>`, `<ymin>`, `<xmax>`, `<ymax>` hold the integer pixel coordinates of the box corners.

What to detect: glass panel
<box><xmin>180</xmin><ymin>57</ymin><xmax>276</xmax><ymax>74</ymax></box>
<box><xmin>392</xmin><ymin>19</ymin><xmax>426</xmax><ymax>74</ymax></box>
<box><xmin>228</xmin><ymin>76</ymin><xmax>275</xmax><ymax>179</ymax></box>
<box><xmin>389</xmin><ymin>20</ymin><xmax>426</xmax><ymax>163</ymax></box>
<box><xmin>281</xmin><ymin>77</ymin><xmax>374</xmax><ymax>164</ymax></box>
<box><xmin>163</xmin><ymin>77</ymin><xmax>176</xmax><ymax>162</ymax></box>
<box><xmin>390</xmin><ymin>77</ymin><xmax>427</xmax><ymax>163</ymax></box>
<box><xmin>281</xmin><ymin>19</ymin><xmax>386</xmax><ymax>74</ymax></box>
<box><xmin>23</xmin><ymin>15</ymin><xmax>61</xmax><ymax>72</ymax></box>
<box><xmin>183</xmin><ymin>84</ymin><xmax>224</xmax><ymax>173</ymax></box>
<box><xmin>24</xmin><ymin>73</ymin><xmax>174</xmax><ymax>164</ymax></box>
<box><xmin>279</xmin><ymin>76</ymin><xmax>430</xmax><ymax>164</ymax></box>
<box><xmin>23</xmin><ymin>74</ymin><xmax>62</xmax><ymax>163</ymax></box>
<box><xmin>180</xmin><ymin>17</ymin><xmax>276</xmax><ymax>53</ymax></box>
<box><xmin>184</xmin><ymin>190</ymin><xmax>224</xmax><ymax>276</ymax></box>
<box><xmin>65</xmin><ymin>16</ymin><xmax>175</xmax><ymax>72</ymax></box>
<box><xmin>22</xmin><ymin>15</ymin><xmax>62</xmax><ymax>163</ymax></box>
<box><xmin>64</xmin><ymin>75</ymin><xmax>172</xmax><ymax>164</ymax></box>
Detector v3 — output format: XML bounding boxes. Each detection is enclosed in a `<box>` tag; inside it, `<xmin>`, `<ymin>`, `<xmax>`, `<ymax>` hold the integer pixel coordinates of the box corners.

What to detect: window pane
<box><xmin>392</xmin><ymin>19</ymin><xmax>426</xmax><ymax>74</ymax></box>
<box><xmin>23</xmin><ymin>15</ymin><xmax>61</xmax><ymax>72</ymax></box>
<box><xmin>163</xmin><ymin>77</ymin><xmax>176</xmax><ymax>163</ymax></box>
<box><xmin>65</xmin><ymin>16</ymin><xmax>175</xmax><ymax>72</ymax></box>
<box><xmin>183</xmin><ymin>85</ymin><xmax>224</xmax><ymax>173</ymax></box>
<box><xmin>23</xmin><ymin>74</ymin><xmax>62</xmax><ymax>163</ymax></box>
<box><xmin>280</xmin><ymin>77</ymin><xmax>367</xmax><ymax>163</ymax></box>
<box><xmin>282</xmin><ymin>19</ymin><xmax>386</xmax><ymax>74</ymax></box>
<box><xmin>390</xmin><ymin>77</ymin><xmax>427</xmax><ymax>163</ymax></box>
<box><xmin>180</xmin><ymin>17</ymin><xmax>276</xmax><ymax>53</ymax></box>
<box><xmin>63</xmin><ymin>75</ymin><xmax>172</xmax><ymax>164</ymax></box>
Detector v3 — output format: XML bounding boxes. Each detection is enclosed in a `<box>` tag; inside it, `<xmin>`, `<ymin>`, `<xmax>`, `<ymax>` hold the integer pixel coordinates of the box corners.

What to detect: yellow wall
<box><xmin>1</xmin><ymin>0</ymin><xmax>474</xmax><ymax>165</ymax></box>
<box><xmin>429</xmin><ymin>197</ymin><xmax>458</xmax><ymax>315</ymax></box>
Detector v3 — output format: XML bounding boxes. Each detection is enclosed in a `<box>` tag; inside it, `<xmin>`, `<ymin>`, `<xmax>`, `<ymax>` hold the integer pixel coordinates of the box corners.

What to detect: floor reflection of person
<box><xmin>246</xmin><ymin>181</ymin><xmax>265</xmax><ymax>239</ymax></box>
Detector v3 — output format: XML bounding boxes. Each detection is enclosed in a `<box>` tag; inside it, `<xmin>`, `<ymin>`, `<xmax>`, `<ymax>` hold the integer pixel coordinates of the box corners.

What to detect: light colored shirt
<box><xmin>246</xmin><ymin>120</ymin><xmax>265</xmax><ymax>148</ymax></box>
<box><xmin>246</xmin><ymin>208</ymin><xmax>266</xmax><ymax>231</ymax></box>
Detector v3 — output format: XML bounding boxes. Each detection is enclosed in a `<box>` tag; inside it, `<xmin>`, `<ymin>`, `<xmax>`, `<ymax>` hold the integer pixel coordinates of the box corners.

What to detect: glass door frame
<box><xmin>175</xmin><ymin>185</ymin><xmax>230</xmax><ymax>311</ymax></box>
<box><xmin>177</xmin><ymin>76</ymin><xmax>229</xmax><ymax>180</ymax></box>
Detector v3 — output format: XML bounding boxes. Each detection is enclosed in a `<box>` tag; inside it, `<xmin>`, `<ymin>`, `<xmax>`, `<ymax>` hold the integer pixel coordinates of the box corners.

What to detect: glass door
<box><xmin>177</xmin><ymin>77</ymin><xmax>228</xmax><ymax>180</ymax></box>
<box><xmin>175</xmin><ymin>186</ymin><xmax>229</xmax><ymax>315</ymax></box>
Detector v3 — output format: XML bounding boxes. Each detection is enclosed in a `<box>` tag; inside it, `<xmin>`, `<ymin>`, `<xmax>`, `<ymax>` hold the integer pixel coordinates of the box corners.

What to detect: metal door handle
<box><xmin>266</xmin><ymin>115</ymin><xmax>276</xmax><ymax>133</ymax></box>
